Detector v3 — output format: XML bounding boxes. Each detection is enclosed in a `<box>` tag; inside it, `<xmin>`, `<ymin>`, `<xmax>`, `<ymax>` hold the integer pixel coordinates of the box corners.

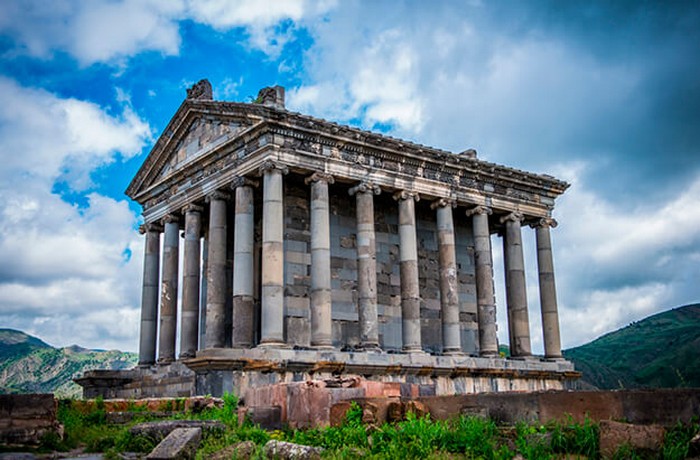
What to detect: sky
<box><xmin>0</xmin><ymin>0</ymin><xmax>699</xmax><ymax>353</ymax></box>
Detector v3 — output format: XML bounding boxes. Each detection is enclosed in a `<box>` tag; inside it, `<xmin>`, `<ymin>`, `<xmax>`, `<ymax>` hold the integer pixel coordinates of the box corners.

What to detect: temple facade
<box><xmin>78</xmin><ymin>80</ymin><xmax>578</xmax><ymax>399</ymax></box>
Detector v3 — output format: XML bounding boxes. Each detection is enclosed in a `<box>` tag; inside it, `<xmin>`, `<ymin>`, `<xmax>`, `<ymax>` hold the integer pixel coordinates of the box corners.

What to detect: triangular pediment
<box><xmin>126</xmin><ymin>101</ymin><xmax>258</xmax><ymax>200</ymax></box>
<box><xmin>155</xmin><ymin>115</ymin><xmax>246</xmax><ymax>181</ymax></box>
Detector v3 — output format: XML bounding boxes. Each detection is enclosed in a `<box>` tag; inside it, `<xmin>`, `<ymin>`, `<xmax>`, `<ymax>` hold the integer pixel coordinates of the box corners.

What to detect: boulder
<box><xmin>263</xmin><ymin>440</ymin><xmax>323</xmax><ymax>460</ymax></box>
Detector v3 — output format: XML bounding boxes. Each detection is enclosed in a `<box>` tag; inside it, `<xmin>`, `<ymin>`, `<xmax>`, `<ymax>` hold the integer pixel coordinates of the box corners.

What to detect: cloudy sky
<box><xmin>0</xmin><ymin>0</ymin><xmax>698</xmax><ymax>353</ymax></box>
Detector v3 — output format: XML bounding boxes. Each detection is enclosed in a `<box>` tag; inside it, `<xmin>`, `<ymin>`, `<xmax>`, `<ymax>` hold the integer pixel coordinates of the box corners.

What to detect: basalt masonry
<box><xmin>77</xmin><ymin>80</ymin><xmax>578</xmax><ymax>398</ymax></box>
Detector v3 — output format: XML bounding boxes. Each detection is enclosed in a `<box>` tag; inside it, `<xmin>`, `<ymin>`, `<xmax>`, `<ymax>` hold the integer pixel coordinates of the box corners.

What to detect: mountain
<box><xmin>563</xmin><ymin>303</ymin><xmax>700</xmax><ymax>389</ymax></box>
<box><xmin>0</xmin><ymin>329</ymin><xmax>137</xmax><ymax>398</ymax></box>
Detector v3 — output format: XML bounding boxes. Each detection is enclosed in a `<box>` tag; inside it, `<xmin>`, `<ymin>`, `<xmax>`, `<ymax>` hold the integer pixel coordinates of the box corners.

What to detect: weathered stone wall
<box><xmin>0</xmin><ymin>394</ymin><xmax>62</xmax><ymax>445</ymax></box>
<box><xmin>280</xmin><ymin>178</ymin><xmax>479</xmax><ymax>352</ymax></box>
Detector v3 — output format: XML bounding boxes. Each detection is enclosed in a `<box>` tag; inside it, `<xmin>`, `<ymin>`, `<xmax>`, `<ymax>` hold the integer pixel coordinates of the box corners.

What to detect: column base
<box><xmin>311</xmin><ymin>344</ymin><xmax>335</xmax><ymax>351</ymax></box>
<box><xmin>542</xmin><ymin>356</ymin><xmax>565</xmax><ymax>362</ymax></box>
<box><xmin>402</xmin><ymin>347</ymin><xmax>427</xmax><ymax>354</ymax></box>
<box><xmin>478</xmin><ymin>351</ymin><xmax>501</xmax><ymax>358</ymax></box>
<box><xmin>157</xmin><ymin>357</ymin><xmax>175</xmax><ymax>365</ymax></box>
<box><xmin>257</xmin><ymin>341</ymin><xmax>291</xmax><ymax>349</ymax></box>
<box><xmin>509</xmin><ymin>354</ymin><xmax>537</xmax><ymax>361</ymax></box>
<box><xmin>442</xmin><ymin>350</ymin><xmax>464</xmax><ymax>356</ymax></box>
<box><xmin>359</xmin><ymin>344</ymin><xmax>383</xmax><ymax>353</ymax></box>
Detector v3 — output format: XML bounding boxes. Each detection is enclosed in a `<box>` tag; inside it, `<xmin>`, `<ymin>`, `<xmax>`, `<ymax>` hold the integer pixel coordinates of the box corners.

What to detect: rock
<box><xmin>263</xmin><ymin>440</ymin><xmax>323</xmax><ymax>459</ymax></box>
<box><xmin>209</xmin><ymin>440</ymin><xmax>257</xmax><ymax>460</ymax></box>
<box><xmin>404</xmin><ymin>401</ymin><xmax>429</xmax><ymax>418</ymax></box>
<box><xmin>329</xmin><ymin>402</ymin><xmax>352</xmax><ymax>427</ymax></box>
<box><xmin>129</xmin><ymin>420</ymin><xmax>224</xmax><ymax>442</ymax></box>
<box><xmin>386</xmin><ymin>401</ymin><xmax>403</xmax><ymax>422</ymax></box>
<box><xmin>599</xmin><ymin>420</ymin><xmax>665</xmax><ymax>458</ymax></box>
<box><xmin>689</xmin><ymin>432</ymin><xmax>700</xmax><ymax>457</ymax></box>
<box><xmin>147</xmin><ymin>427</ymin><xmax>201</xmax><ymax>460</ymax></box>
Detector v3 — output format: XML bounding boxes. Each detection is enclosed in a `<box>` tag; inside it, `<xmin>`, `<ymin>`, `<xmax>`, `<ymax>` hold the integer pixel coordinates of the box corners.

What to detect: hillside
<box><xmin>564</xmin><ymin>303</ymin><xmax>700</xmax><ymax>389</ymax></box>
<box><xmin>0</xmin><ymin>329</ymin><xmax>137</xmax><ymax>398</ymax></box>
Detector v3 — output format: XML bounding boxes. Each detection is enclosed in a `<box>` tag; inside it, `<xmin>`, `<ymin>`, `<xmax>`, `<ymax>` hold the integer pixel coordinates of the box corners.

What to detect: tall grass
<box><xmin>49</xmin><ymin>396</ymin><xmax>700</xmax><ymax>459</ymax></box>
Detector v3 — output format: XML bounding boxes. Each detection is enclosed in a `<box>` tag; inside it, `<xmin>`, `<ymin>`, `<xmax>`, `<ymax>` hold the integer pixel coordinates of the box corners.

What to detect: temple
<box><xmin>77</xmin><ymin>80</ymin><xmax>578</xmax><ymax>399</ymax></box>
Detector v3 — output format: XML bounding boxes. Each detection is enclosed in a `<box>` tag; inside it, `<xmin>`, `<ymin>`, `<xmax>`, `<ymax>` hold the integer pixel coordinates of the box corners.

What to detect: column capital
<box><xmin>230</xmin><ymin>175</ymin><xmax>259</xmax><ymax>190</ymax></box>
<box><xmin>139</xmin><ymin>222</ymin><xmax>163</xmax><ymax>234</ymax></box>
<box><xmin>465</xmin><ymin>205</ymin><xmax>492</xmax><ymax>217</ymax></box>
<box><xmin>349</xmin><ymin>181</ymin><xmax>381</xmax><ymax>196</ymax></box>
<box><xmin>258</xmin><ymin>160</ymin><xmax>289</xmax><ymax>176</ymax></box>
<box><xmin>499</xmin><ymin>211</ymin><xmax>524</xmax><ymax>224</ymax></box>
<box><xmin>304</xmin><ymin>171</ymin><xmax>335</xmax><ymax>185</ymax></box>
<box><xmin>161</xmin><ymin>214</ymin><xmax>180</xmax><ymax>225</ymax></box>
<box><xmin>181</xmin><ymin>203</ymin><xmax>204</xmax><ymax>215</ymax></box>
<box><xmin>430</xmin><ymin>197</ymin><xmax>456</xmax><ymax>210</ymax></box>
<box><xmin>205</xmin><ymin>190</ymin><xmax>230</xmax><ymax>202</ymax></box>
<box><xmin>530</xmin><ymin>217</ymin><xmax>558</xmax><ymax>229</ymax></box>
<box><xmin>392</xmin><ymin>190</ymin><xmax>420</xmax><ymax>202</ymax></box>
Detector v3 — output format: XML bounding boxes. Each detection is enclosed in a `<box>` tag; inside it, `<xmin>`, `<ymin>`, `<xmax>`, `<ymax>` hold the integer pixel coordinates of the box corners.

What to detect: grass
<box><xmin>45</xmin><ymin>396</ymin><xmax>699</xmax><ymax>459</ymax></box>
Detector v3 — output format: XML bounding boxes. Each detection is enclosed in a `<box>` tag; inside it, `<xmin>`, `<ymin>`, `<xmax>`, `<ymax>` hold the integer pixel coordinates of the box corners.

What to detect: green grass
<box><xmin>48</xmin><ymin>396</ymin><xmax>700</xmax><ymax>459</ymax></box>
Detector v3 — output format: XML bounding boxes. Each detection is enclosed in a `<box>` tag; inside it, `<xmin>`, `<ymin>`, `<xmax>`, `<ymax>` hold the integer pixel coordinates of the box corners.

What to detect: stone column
<box><xmin>466</xmin><ymin>206</ymin><xmax>499</xmax><ymax>357</ymax></box>
<box><xmin>501</xmin><ymin>211</ymin><xmax>532</xmax><ymax>358</ymax></box>
<box><xmin>306</xmin><ymin>172</ymin><xmax>335</xmax><ymax>349</ymax></box>
<box><xmin>158</xmin><ymin>215</ymin><xmax>180</xmax><ymax>364</ymax></box>
<box><xmin>232</xmin><ymin>177</ymin><xmax>258</xmax><ymax>348</ymax></box>
<box><xmin>199</xmin><ymin>232</ymin><xmax>208</xmax><ymax>349</ymax></box>
<box><xmin>349</xmin><ymin>181</ymin><xmax>381</xmax><ymax>350</ymax></box>
<box><xmin>138</xmin><ymin>223</ymin><xmax>161</xmax><ymax>366</ymax></box>
<box><xmin>259</xmin><ymin>161</ymin><xmax>288</xmax><ymax>346</ymax></box>
<box><xmin>432</xmin><ymin>198</ymin><xmax>461</xmax><ymax>354</ymax></box>
<box><xmin>532</xmin><ymin>218</ymin><xmax>563</xmax><ymax>359</ymax></box>
<box><xmin>205</xmin><ymin>190</ymin><xmax>229</xmax><ymax>349</ymax></box>
<box><xmin>179</xmin><ymin>204</ymin><xmax>203</xmax><ymax>358</ymax></box>
<box><xmin>394</xmin><ymin>190</ymin><xmax>422</xmax><ymax>353</ymax></box>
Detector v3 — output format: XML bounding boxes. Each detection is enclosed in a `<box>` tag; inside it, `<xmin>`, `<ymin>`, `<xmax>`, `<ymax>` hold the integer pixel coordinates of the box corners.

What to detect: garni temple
<box><xmin>77</xmin><ymin>80</ymin><xmax>579</xmax><ymax>399</ymax></box>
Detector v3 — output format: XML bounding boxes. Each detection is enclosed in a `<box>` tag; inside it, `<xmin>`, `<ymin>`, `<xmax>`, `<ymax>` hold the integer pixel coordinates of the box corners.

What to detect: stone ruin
<box><xmin>77</xmin><ymin>79</ymin><xmax>579</xmax><ymax>399</ymax></box>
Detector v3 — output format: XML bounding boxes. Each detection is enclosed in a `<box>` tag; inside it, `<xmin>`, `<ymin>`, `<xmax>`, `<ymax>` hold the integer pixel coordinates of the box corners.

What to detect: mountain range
<box><xmin>0</xmin><ymin>329</ymin><xmax>136</xmax><ymax>398</ymax></box>
<box><xmin>0</xmin><ymin>303</ymin><xmax>698</xmax><ymax>397</ymax></box>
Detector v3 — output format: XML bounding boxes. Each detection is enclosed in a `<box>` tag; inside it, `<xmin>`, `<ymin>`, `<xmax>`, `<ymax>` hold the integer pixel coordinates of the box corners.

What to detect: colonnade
<box><xmin>137</xmin><ymin>165</ymin><xmax>563</xmax><ymax>365</ymax></box>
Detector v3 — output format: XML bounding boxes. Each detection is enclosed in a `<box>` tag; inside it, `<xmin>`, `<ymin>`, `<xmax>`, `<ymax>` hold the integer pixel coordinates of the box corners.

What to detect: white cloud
<box><xmin>0</xmin><ymin>0</ymin><xmax>334</xmax><ymax>65</ymax></box>
<box><xmin>0</xmin><ymin>78</ymin><xmax>150</xmax><ymax>351</ymax></box>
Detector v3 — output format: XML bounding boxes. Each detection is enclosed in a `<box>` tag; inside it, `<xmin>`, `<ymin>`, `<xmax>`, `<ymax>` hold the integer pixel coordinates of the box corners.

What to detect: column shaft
<box><xmin>205</xmin><ymin>192</ymin><xmax>228</xmax><ymax>348</ymax></box>
<box><xmin>138</xmin><ymin>225</ymin><xmax>161</xmax><ymax>365</ymax></box>
<box><xmin>158</xmin><ymin>217</ymin><xmax>179</xmax><ymax>363</ymax></box>
<box><xmin>434</xmin><ymin>200</ymin><xmax>461</xmax><ymax>354</ymax></box>
<box><xmin>535</xmin><ymin>219</ymin><xmax>562</xmax><ymax>358</ymax></box>
<box><xmin>307</xmin><ymin>173</ymin><xmax>334</xmax><ymax>348</ymax></box>
<box><xmin>350</xmin><ymin>182</ymin><xmax>380</xmax><ymax>349</ymax></box>
<box><xmin>395</xmin><ymin>191</ymin><xmax>422</xmax><ymax>352</ymax></box>
<box><xmin>199</xmin><ymin>234</ymin><xmax>208</xmax><ymax>350</ymax></box>
<box><xmin>232</xmin><ymin>183</ymin><xmax>256</xmax><ymax>347</ymax></box>
<box><xmin>502</xmin><ymin>212</ymin><xmax>531</xmax><ymax>357</ymax></box>
<box><xmin>260</xmin><ymin>164</ymin><xmax>286</xmax><ymax>345</ymax></box>
<box><xmin>467</xmin><ymin>207</ymin><xmax>499</xmax><ymax>356</ymax></box>
<box><xmin>180</xmin><ymin>206</ymin><xmax>202</xmax><ymax>358</ymax></box>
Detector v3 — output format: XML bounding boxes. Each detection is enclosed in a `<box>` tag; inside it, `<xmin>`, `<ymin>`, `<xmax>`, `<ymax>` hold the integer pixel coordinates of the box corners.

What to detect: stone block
<box><xmin>146</xmin><ymin>427</ymin><xmax>202</xmax><ymax>460</ymax></box>
<box><xmin>286</xmin><ymin>317</ymin><xmax>310</xmax><ymax>347</ymax></box>
<box><xmin>130</xmin><ymin>420</ymin><xmax>224</xmax><ymax>442</ymax></box>
<box><xmin>599</xmin><ymin>420</ymin><xmax>665</xmax><ymax>458</ymax></box>
<box><xmin>247</xmin><ymin>406</ymin><xmax>283</xmax><ymax>430</ymax></box>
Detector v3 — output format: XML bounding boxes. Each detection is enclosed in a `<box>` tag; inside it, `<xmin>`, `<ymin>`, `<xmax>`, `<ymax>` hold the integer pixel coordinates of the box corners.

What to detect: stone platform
<box><xmin>77</xmin><ymin>348</ymin><xmax>578</xmax><ymax>399</ymax></box>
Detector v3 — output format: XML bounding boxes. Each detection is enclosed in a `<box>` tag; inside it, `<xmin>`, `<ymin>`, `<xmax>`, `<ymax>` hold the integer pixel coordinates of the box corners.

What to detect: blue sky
<box><xmin>0</xmin><ymin>0</ymin><xmax>698</xmax><ymax>353</ymax></box>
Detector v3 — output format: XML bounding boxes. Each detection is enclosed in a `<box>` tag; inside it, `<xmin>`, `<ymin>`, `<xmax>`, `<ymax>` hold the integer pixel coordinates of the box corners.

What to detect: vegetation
<box><xmin>0</xmin><ymin>329</ymin><xmax>137</xmax><ymax>397</ymax></box>
<box><xmin>39</xmin><ymin>395</ymin><xmax>698</xmax><ymax>459</ymax></box>
<box><xmin>563</xmin><ymin>303</ymin><xmax>700</xmax><ymax>389</ymax></box>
